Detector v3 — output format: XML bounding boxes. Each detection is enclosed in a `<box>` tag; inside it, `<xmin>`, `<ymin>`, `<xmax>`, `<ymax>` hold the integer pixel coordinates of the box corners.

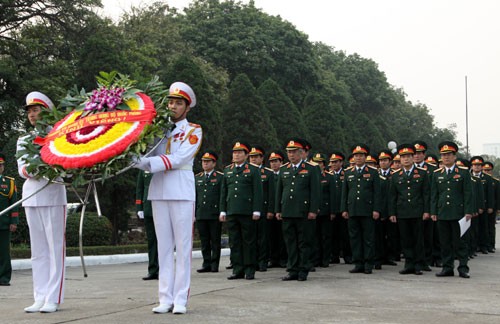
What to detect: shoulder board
<box><xmin>434</xmin><ymin>168</ymin><xmax>443</xmax><ymax>173</ymax></box>
<box><xmin>392</xmin><ymin>168</ymin><xmax>401</xmax><ymax>173</ymax></box>
<box><xmin>325</xmin><ymin>170</ymin><xmax>334</xmax><ymax>175</ymax></box>
<box><xmin>458</xmin><ymin>166</ymin><xmax>469</xmax><ymax>170</ymax></box>
<box><xmin>416</xmin><ymin>166</ymin><xmax>427</xmax><ymax>171</ymax></box>
<box><xmin>224</xmin><ymin>163</ymin><xmax>233</xmax><ymax>169</ymax></box>
<box><xmin>264</xmin><ymin>167</ymin><xmax>274</xmax><ymax>172</ymax></box>
<box><xmin>345</xmin><ymin>166</ymin><xmax>355</xmax><ymax>171</ymax></box>
<box><xmin>367</xmin><ymin>165</ymin><xmax>378</xmax><ymax>170</ymax></box>
<box><xmin>249</xmin><ymin>162</ymin><xmax>260</xmax><ymax>168</ymax></box>
<box><xmin>280</xmin><ymin>162</ymin><xmax>290</xmax><ymax>168</ymax></box>
<box><xmin>470</xmin><ymin>177</ymin><xmax>477</xmax><ymax>182</ymax></box>
<box><xmin>493</xmin><ymin>177</ymin><xmax>499</xmax><ymax>181</ymax></box>
<box><xmin>188</xmin><ymin>122</ymin><xmax>201</xmax><ymax>128</ymax></box>
<box><xmin>483</xmin><ymin>172</ymin><xmax>493</xmax><ymax>178</ymax></box>
<box><xmin>196</xmin><ymin>172</ymin><xmax>204</xmax><ymax>177</ymax></box>
<box><xmin>216</xmin><ymin>171</ymin><xmax>224</xmax><ymax>175</ymax></box>
<box><xmin>379</xmin><ymin>175</ymin><xmax>387</xmax><ymax>180</ymax></box>
<box><xmin>4</xmin><ymin>176</ymin><xmax>15</xmax><ymax>180</ymax></box>
<box><xmin>307</xmin><ymin>161</ymin><xmax>318</xmax><ymax>166</ymax></box>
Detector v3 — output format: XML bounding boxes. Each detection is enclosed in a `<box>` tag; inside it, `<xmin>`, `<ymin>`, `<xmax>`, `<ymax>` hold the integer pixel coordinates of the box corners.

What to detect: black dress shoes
<box><xmin>245</xmin><ymin>274</ymin><xmax>255</xmax><ymax>280</ymax></box>
<box><xmin>211</xmin><ymin>267</ymin><xmax>219</xmax><ymax>273</ymax></box>
<box><xmin>414</xmin><ymin>270</ymin><xmax>423</xmax><ymax>275</ymax></box>
<box><xmin>399</xmin><ymin>269</ymin><xmax>414</xmax><ymax>275</ymax></box>
<box><xmin>227</xmin><ymin>273</ymin><xmax>244</xmax><ymax>280</ymax></box>
<box><xmin>258</xmin><ymin>265</ymin><xmax>267</xmax><ymax>272</ymax></box>
<box><xmin>374</xmin><ymin>264</ymin><xmax>382</xmax><ymax>270</ymax></box>
<box><xmin>0</xmin><ymin>282</ymin><xmax>10</xmax><ymax>286</ymax></box>
<box><xmin>435</xmin><ymin>270</ymin><xmax>454</xmax><ymax>277</ymax></box>
<box><xmin>349</xmin><ymin>267</ymin><xmax>365</xmax><ymax>273</ymax></box>
<box><xmin>196</xmin><ymin>267</ymin><xmax>211</xmax><ymax>273</ymax></box>
<box><xmin>282</xmin><ymin>274</ymin><xmax>298</xmax><ymax>281</ymax></box>
<box><xmin>142</xmin><ymin>273</ymin><xmax>159</xmax><ymax>280</ymax></box>
<box><xmin>364</xmin><ymin>269</ymin><xmax>372</xmax><ymax>274</ymax></box>
<box><xmin>459</xmin><ymin>272</ymin><xmax>470</xmax><ymax>279</ymax></box>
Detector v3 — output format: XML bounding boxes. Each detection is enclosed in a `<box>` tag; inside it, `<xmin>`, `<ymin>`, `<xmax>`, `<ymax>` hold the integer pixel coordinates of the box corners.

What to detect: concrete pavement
<box><xmin>1</xmin><ymin>243</ymin><xmax>500</xmax><ymax>323</ymax></box>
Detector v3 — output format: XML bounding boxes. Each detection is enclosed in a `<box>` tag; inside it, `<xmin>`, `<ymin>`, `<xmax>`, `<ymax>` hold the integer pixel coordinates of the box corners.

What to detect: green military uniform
<box><xmin>469</xmin><ymin>173</ymin><xmax>483</xmax><ymax>257</ymax></box>
<box><xmin>477</xmin><ymin>172</ymin><xmax>495</xmax><ymax>253</ymax></box>
<box><xmin>431</xmin><ymin>142</ymin><xmax>474</xmax><ymax>277</ymax></box>
<box><xmin>220</xmin><ymin>145</ymin><xmax>263</xmax><ymax>278</ymax></box>
<box><xmin>135</xmin><ymin>170</ymin><xmax>159</xmax><ymax>279</ymax></box>
<box><xmin>267</xmin><ymin>151</ymin><xmax>287</xmax><ymax>268</ymax></box>
<box><xmin>255</xmin><ymin>165</ymin><xmax>275</xmax><ymax>271</ymax></box>
<box><xmin>329</xmin><ymin>152</ymin><xmax>352</xmax><ymax>264</ymax></box>
<box><xmin>341</xmin><ymin>164</ymin><xmax>381</xmax><ymax>272</ymax></box>
<box><xmin>0</xmin><ymin>174</ymin><xmax>18</xmax><ymax>285</ymax></box>
<box><xmin>375</xmin><ymin>151</ymin><xmax>399</xmax><ymax>269</ymax></box>
<box><xmin>195</xmin><ymin>166</ymin><xmax>223</xmax><ymax>272</ymax></box>
<box><xmin>483</xmin><ymin>162</ymin><xmax>498</xmax><ymax>252</ymax></box>
<box><xmin>310</xmin><ymin>153</ymin><xmax>333</xmax><ymax>268</ymax></box>
<box><xmin>388</xmin><ymin>144</ymin><xmax>430</xmax><ymax>274</ymax></box>
<box><xmin>276</xmin><ymin>156</ymin><xmax>320</xmax><ymax>280</ymax></box>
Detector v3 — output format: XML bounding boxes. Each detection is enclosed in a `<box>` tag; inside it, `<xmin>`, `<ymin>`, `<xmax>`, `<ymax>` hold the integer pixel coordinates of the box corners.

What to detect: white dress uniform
<box><xmin>139</xmin><ymin>118</ymin><xmax>202</xmax><ymax>310</ymax></box>
<box><xmin>16</xmin><ymin>134</ymin><xmax>67</xmax><ymax>306</ymax></box>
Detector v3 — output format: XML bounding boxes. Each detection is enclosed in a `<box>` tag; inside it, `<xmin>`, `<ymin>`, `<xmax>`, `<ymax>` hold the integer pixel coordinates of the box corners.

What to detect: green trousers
<box><xmin>197</xmin><ymin>219</ymin><xmax>222</xmax><ymax>270</ymax></box>
<box><xmin>438</xmin><ymin>220</ymin><xmax>469</xmax><ymax>273</ymax></box>
<box><xmin>227</xmin><ymin>215</ymin><xmax>257</xmax><ymax>276</ymax></box>
<box><xmin>398</xmin><ymin>218</ymin><xmax>424</xmax><ymax>271</ymax></box>
<box><xmin>348</xmin><ymin>216</ymin><xmax>375</xmax><ymax>271</ymax></box>
<box><xmin>282</xmin><ymin>218</ymin><xmax>314</xmax><ymax>276</ymax></box>
<box><xmin>0</xmin><ymin>230</ymin><xmax>12</xmax><ymax>284</ymax></box>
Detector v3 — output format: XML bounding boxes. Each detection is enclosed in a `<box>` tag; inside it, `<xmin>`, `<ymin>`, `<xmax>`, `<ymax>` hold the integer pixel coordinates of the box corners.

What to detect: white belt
<box><xmin>179</xmin><ymin>165</ymin><xmax>192</xmax><ymax>171</ymax></box>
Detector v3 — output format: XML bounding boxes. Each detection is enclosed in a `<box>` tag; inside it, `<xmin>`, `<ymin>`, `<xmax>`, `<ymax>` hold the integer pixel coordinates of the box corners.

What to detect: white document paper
<box><xmin>459</xmin><ymin>216</ymin><xmax>471</xmax><ymax>237</ymax></box>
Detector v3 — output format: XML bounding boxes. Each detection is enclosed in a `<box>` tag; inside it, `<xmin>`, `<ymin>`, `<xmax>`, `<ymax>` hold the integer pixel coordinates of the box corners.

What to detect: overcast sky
<box><xmin>100</xmin><ymin>0</ymin><xmax>500</xmax><ymax>155</ymax></box>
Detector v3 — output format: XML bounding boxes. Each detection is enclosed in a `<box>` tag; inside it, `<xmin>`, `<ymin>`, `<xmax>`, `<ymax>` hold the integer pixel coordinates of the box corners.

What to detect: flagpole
<box><xmin>465</xmin><ymin>76</ymin><xmax>470</xmax><ymax>157</ymax></box>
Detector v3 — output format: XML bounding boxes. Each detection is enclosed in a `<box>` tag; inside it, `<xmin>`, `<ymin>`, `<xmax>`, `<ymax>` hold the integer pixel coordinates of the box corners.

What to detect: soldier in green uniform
<box><xmin>267</xmin><ymin>151</ymin><xmax>287</xmax><ymax>268</ymax></box>
<box><xmin>311</xmin><ymin>153</ymin><xmax>334</xmax><ymax>268</ymax></box>
<box><xmin>248</xmin><ymin>146</ymin><xmax>275</xmax><ymax>272</ymax></box>
<box><xmin>276</xmin><ymin>138</ymin><xmax>320</xmax><ymax>281</ymax></box>
<box><xmin>195</xmin><ymin>151</ymin><xmax>223</xmax><ymax>273</ymax></box>
<box><xmin>388</xmin><ymin>144</ymin><xmax>430</xmax><ymax>275</ymax></box>
<box><xmin>135</xmin><ymin>170</ymin><xmax>159</xmax><ymax>280</ymax></box>
<box><xmin>456</xmin><ymin>158</ymin><xmax>481</xmax><ymax>259</ymax></box>
<box><xmin>220</xmin><ymin>141</ymin><xmax>263</xmax><ymax>280</ymax></box>
<box><xmin>483</xmin><ymin>162</ymin><xmax>497</xmax><ymax>252</ymax></box>
<box><xmin>0</xmin><ymin>154</ymin><xmax>18</xmax><ymax>286</ymax></box>
<box><xmin>431</xmin><ymin>141</ymin><xmax>473</xmax><ymax>278</ymax></box>
<box><xmin>329</xmin><ymin>152</ymin><xmax>352</xmax><ymax>264</ymax></box>
<box><xmin>341</xmin><ymin>144</ymin><xmax>381</xmax><ymax>274</ymax></box>
<box><xmin>391</xmin><ymin>154</ymin><xmax>401</xmax><ymax>171</ymax></box>
<box><xmin>413</xmin><ymin>140</ymin><xmax>439</xmax><ymax>270</ymax></box>
<box><xmin>470</xmin><ymin>156</ymin><xmax>495</xmax><ymax>254</ymax></box>
<box><xmin>375</xmin><ymin>150</ymin><xmax>399</xmax><ymax>269</ymax></box>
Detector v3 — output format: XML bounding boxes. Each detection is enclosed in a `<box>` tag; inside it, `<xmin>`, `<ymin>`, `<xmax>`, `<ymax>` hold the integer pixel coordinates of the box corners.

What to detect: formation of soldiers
<box><xmin>194</xmin><ymin>139</ymin><xmax>499</xmax><ymax>280</ymax></box>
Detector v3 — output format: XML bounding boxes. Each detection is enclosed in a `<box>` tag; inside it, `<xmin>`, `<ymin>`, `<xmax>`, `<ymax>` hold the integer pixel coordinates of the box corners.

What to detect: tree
<box><xmin>220</xmin><ymin>73</ymin><xmax>279</xmax><ymax>164</ymax></box>
<box><xmin>257</xmin><ymin>79</ymin><xmax>308</xmax><ymax>147</ymax></box>
<box><xmin>180</xmin><ymin>0</ymin><xmax>319</xmax><ymax>103</ymax></box>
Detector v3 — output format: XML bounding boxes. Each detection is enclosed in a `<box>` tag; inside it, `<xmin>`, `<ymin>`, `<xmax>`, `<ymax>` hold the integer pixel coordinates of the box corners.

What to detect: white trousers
<box><xmin>152</xmin><ymin>200</ymin><xmax>194</xmax><ymax>307</ymax></box>
<box><xmin>25</xmin><ymin>206</ymin><xmax>66</xmax><ymax>304</ymax></box>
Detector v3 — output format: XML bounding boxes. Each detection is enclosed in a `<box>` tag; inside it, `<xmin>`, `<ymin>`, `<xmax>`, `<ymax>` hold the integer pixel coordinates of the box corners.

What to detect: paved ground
<box><xmin>2</xmin><ymin>239</ymin><xmax>500</xmax><ymax>324</ymax></box>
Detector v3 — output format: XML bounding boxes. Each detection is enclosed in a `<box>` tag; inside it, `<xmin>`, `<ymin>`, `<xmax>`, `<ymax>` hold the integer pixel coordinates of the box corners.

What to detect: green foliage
<box><xmin>66</xmin><ymin>211</ymin><xmax>113</xmax><ymax>247</ymax></box>
<box><xmin>221</xmin><ymin>73</ymin><xmax>279</xmax><ymax>164</ymax></box>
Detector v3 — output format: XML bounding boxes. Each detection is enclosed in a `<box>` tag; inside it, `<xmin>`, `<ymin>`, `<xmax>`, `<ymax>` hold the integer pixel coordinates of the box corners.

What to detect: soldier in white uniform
<box><xmin>17</xmin><ymin>92</ymin><xmax>67</xmax><ymax>313</ymax></box>
<box><xmin>134</xmin><ymin>82</ymin><xmax>202</xmax><ymax>315</ymax></box>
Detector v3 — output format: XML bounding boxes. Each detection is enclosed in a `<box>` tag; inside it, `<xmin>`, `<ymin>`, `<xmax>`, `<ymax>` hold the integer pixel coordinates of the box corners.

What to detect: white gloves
<box><xmin>132</xmin><ymin>156</ymin><xmax>151</xmax><ymax>171</ymax></box>
<box><xmin>137</xmin><ymin>211</ymin><xmax>144</xmax><ymax>219</ymax></box>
